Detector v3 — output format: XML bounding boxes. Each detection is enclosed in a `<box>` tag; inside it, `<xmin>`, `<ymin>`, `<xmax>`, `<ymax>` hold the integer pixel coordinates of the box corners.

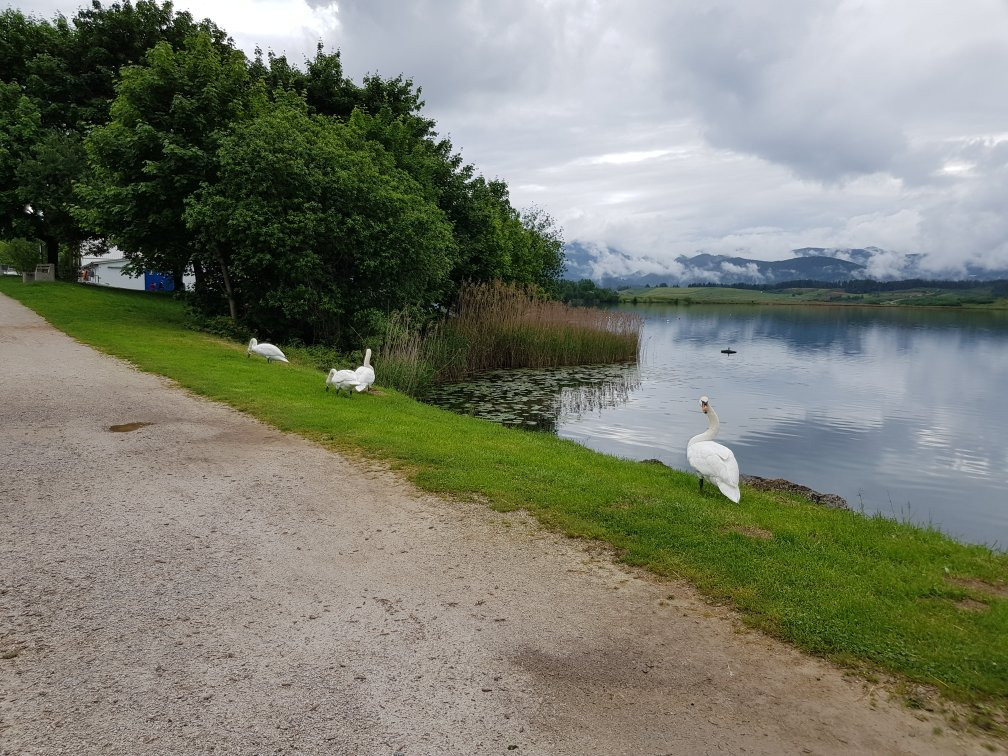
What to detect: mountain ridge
<box><xmin>563</xmin><ymin>242</ymin><xmax>1008</xmax><ymax>287</ymax></box>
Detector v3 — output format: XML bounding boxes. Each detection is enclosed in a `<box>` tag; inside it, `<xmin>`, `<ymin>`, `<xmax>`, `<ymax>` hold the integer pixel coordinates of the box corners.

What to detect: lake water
<box><xmin>425</xmin><ymin>304</ymin><xmax>1008</xmax><ymax>548</ymax></box>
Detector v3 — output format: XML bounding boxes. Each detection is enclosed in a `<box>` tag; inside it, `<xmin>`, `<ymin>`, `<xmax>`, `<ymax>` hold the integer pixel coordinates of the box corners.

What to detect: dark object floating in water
<box><xmin>108</xmin><ymin>421</ymin><xmax>152</xmax><ymax>433</ymax></box>
<box><xmin>721</xmin><ymin>348</ymin><xmax>737</xmax><ymax>355</ymax></box>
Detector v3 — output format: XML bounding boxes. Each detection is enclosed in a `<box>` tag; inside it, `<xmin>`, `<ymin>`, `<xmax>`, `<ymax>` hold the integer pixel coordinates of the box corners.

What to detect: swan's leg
<box><xmin>698</xmin><ymin>477</ymin><xmax>704</xmax><ymax>492</ymax></box>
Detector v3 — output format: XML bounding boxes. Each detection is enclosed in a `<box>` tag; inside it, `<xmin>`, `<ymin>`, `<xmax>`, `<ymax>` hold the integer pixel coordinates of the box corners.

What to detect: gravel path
<box><xmin>0</xmin><ymin>292</ymin><xmax>994</xmax><ymax>755</ymax></box>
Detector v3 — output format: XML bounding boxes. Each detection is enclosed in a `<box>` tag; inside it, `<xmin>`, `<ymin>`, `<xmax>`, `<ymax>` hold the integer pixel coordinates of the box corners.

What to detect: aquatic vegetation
<box><xmin>426</xmin><ymin>362</ymin><xmax>641</xmax><ymax>432</ymax></box>
<box><xmin>381</xmin><ymin>280</ymin><xmax>643</xmax><ymax>396</ymax></box>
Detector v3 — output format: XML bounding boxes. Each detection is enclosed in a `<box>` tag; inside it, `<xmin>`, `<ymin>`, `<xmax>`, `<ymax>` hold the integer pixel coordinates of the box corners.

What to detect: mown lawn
<box><xmin>3</xmin><ymin>279</ymin><xmax>1007</xmax><ymax>714</ymax></box>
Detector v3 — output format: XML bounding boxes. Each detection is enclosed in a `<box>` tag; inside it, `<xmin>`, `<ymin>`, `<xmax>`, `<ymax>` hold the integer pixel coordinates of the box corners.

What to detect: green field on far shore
<box><xmin>620</xmin><ymin>284</ymin><xmax>1008</xmax><ymax>309</ymax></box>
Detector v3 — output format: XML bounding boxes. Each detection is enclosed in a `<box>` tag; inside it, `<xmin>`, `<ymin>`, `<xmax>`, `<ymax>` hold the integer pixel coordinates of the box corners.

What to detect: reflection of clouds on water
<box><xmin>429</xmin><ymin>304</ymin><xmax>1008</xmax><ymax>546</ymax></box>
<box><xmin>425</xmin><ymin>363</ymin><xmax>641</xmax><ymax>433</ymax></box>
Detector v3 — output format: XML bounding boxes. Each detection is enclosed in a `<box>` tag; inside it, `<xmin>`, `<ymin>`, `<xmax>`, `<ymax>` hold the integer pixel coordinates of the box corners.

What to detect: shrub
<box><xmin>0</xmin><ymin>238</ymin><xmax>42</xmax><ymax>273</ymax></box>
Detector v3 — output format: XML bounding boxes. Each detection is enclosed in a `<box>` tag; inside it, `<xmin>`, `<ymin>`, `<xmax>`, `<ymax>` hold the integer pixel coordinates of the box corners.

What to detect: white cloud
<box><xmin>12</xmin><ymin>0</ymin><xmax>1008</xmax><ymax>273</ymax></box>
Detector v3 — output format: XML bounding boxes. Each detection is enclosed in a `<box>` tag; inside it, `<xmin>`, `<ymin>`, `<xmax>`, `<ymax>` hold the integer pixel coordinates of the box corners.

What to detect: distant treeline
<box><xmin>552</xmin><ymin>278</ymin><xmax>620</xmax><ymax>306</ymax></box>
<box><xmin>689</xmin><ymin>279</ymin><xmax>1008</xmax><ymax>296</ymax></box>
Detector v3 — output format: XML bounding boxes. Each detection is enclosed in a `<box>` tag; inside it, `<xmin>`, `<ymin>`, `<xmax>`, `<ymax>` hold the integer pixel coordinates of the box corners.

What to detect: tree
<box><xmin>0</xmin><ymin>3</ymin><xmax>231</xmax><ymax>277</ymax></box>
<box><xmin>76</xmin><ymin>32</ymin><xmax>254</xmax><ymax>291</ymax></box>
<box><xmin>345</xmin><ymin>109</ymin><xmax>564</xmax><ymax>293</ymax></box>
<box><xmin>185</xmin><ymin>94</ymin><xmax>457</xmax><ymax>344</ymax></box>
<box><xmin>295</xmin><ymin>49</ymin><xmax>565</xmax><ymax>296</ymax></box>
<box><xmin>65</xmin><ymin>1</ymin><xmax>231</xmax><ymax>127</ymax></box>
<box><xmin>0</xmin><ymin>237</ymin><xmax>42</xmax><ymax>273</ymax></box>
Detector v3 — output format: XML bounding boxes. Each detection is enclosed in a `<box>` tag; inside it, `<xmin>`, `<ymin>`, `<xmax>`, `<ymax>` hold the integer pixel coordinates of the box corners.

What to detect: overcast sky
<box><xmin>11</xmin><ymin>0</ymin><xmax>1008</xmax><ymax>273</ymax></box>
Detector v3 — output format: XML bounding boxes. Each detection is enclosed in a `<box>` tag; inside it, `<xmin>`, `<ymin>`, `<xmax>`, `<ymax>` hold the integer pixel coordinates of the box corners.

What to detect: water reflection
<box><xmin>629</xmin><ymin>303</ymin><xmax>1008</xmax><ymax>359</ymax></box>
<box><xmin>425</xmin><ymin>304</ymin><xmax>1008</xmax><ymax>547</ymax></box>
<box><xmin>425</xmin><ymin>362</ymin><xmax>640</xmax><ymax>433</ymax></box>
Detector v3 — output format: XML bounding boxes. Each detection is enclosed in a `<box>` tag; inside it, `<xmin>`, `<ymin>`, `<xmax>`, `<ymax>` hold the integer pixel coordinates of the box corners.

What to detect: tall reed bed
<box><xmin>447</xmin><ymin>280</ymin><xmax>641</xmax><ymax>375</ymax></box>
<box><xmin>380</xmin><ymin>280</ymin><xmax>642</xmax><ymax>396</ymax></box>
<box><xmin>378</xmin><ymin>311</ymin><xmax>460</xmax><ymax>397</ymax></box>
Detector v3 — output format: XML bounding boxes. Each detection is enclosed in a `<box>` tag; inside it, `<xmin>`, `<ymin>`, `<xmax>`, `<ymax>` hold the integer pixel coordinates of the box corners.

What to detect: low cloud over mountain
<box><xmin>563</xmin><ymin>242</ymin><xmax>1008</xmax><ymax>288</ymax></box>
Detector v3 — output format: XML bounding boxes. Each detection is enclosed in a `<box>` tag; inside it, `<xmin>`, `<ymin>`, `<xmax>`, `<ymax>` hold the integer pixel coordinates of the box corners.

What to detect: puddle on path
<box><xmin>108</xmin><ymin>421</ymin><xmax>152</xmax><ymax>433</ymax></box>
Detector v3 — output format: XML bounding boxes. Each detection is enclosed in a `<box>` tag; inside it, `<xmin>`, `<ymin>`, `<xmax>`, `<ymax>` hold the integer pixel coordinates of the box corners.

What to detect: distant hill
<box><xmin>562</xmin><ymin>242</ymin><xmax>1008</xmax><ymax>286</ymax></box>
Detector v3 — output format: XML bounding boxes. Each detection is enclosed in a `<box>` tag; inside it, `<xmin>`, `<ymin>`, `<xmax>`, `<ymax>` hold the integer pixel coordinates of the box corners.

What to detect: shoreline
<box><xmin>3</xmin><ymin>281</ymin><xmax>1006</xmax><ymax>735</ymax></box>
<box><xmin>642</xmin><ymin>459</ymin><xmax>849</xmax><ymax>509</ymax></box>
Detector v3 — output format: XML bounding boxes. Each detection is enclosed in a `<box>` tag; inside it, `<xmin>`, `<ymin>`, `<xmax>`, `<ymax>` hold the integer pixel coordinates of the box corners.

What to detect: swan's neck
<box><xmin>363</xmin><ymin>349</ymin><xmax>372</xmax><ymax>367</ymax></box>
<box><xmin>688</xmin><ymin>408</ymin><xmax>720</xmax><ymax>446</ymax></box>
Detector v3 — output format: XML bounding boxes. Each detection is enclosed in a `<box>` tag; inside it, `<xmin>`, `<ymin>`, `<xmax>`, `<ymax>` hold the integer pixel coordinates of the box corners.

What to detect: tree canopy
<box><xmin>75</xmin><ymin>32</ymin><xmax>256</xmax><ymax>291</ymax></box>
<box><xmin>0</xmin><ymin>2</ymin><xmax>230</xmax><ymax>271</ymax></box>
<box><xmin>1</xmin><ymin>1</ymin><xmax>565</xmax><ymax>345</ymax></box>
<box><xmin>185</xmin><ymin>94</ymin><xmax>457</xmax><ymax>343</ymax></box>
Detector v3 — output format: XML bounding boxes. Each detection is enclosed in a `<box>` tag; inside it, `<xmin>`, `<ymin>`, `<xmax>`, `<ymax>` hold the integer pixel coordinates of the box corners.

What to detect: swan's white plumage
<box><xmin>686</xmin><ymin>395</ymin><xmax>740</xmax><ymax>503</ymax></box>
<box><xmin>247</xmin><ymin>338</ymin><xmax>288</xmax><ymax>363</ymax></box>
<box><xmin>326</xmin><ymin>368</ymin><xmax>360</xmax><ymax>395</ymax></box>
<box><xmin>353</xmin><ymin>348</ymin><xmax>375</xmax><ymax>392</ymax></box>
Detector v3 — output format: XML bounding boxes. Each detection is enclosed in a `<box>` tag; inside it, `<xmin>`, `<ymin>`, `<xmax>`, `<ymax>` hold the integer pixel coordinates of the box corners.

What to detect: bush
<box><xmin>0</xmin><ymin>238</ymin><xmax>42</xmax><ymax>273</ymax></box>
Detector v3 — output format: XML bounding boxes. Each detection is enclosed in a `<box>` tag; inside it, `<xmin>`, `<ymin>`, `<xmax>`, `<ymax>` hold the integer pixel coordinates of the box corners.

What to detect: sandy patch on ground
<box><xmin>0</xmin><ymin>293</ymin><xmax>998</xmax><ymax>755</ymax></box>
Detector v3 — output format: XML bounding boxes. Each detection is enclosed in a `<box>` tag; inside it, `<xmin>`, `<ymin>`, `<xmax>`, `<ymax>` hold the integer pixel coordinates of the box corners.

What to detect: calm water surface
<box><xmin>426</xmin><ymin>304</ymin><xmax>1008</xmax><ymax>548</ymax></box>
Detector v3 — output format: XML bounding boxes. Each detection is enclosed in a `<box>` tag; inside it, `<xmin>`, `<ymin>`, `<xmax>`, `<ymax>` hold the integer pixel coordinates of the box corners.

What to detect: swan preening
<box><xmin>686</xmin><ymin>395</ymin><xmax>741</xmax><ymax>503</ymax></box>
<box><xmin>353</xmin><ymin>348</ymin><xmax>375</xmax><ymax>392</ymax></box>
<box><xmin>247</xmin><ymin>338</ymin><xmax>288</xmax><ymax>363</ymax></box>
<box><xmin>325</xmin><ymin>348</ymin><xmax>375</xmax><ymax>395</ymax></box>
<box><xmin>326</xmin><ymin>368</ymin><xmax>360</xmax><ymax>395</ymax></box>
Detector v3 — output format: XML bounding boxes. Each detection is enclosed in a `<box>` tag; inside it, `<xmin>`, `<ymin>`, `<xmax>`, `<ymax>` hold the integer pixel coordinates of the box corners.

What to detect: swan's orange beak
<box><xmin>700</xmin><ymin>401</ymin><xmax>709</xmax><ymax>413</ymax></box>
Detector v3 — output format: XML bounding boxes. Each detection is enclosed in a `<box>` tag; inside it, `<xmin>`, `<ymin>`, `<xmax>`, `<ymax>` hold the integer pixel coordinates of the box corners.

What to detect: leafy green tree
<box><xmin>0</xmin><ymin>3</ymin><xmax>231</xmax><ymax>277</ymax></box>
<box><xmin>550</xmin><ymin>278</ymin><xmax>619</xmax><ymax>306</ymax></box>
<box><xmin>65</xmin><ymin>1</ymin><xmax>231</xmax><ymax>127</ymax></box>
<box><xmin>0</xmin><ymin>237</ymin><xmax>42</xmax><ymax>273</ymax></box>
<box><xmin>76</xmin><ymin>32</ymin><xmax>254</xmax><ymax>291</ymax></box>
<box><xmin>345</xmin><ymin>109</ymin><xmax>564</xmax><ymax>293</ymax></box>
<box><xmin>185</xmin><ymin>94</ymin><xmax>457</xmax><ymax>344</ymax></box>
<box><xmin>248</xmin><ymin>47</ymin><xmax>307</xmax><ymax>94</ymax></box>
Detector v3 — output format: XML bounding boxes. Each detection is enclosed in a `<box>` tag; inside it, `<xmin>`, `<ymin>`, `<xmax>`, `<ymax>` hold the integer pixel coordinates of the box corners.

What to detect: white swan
<box><xmin>686</xmin><ymin>395</ymin><xmax>741</xmax><ymax>503</ymax></box>
<box><xmin>247</xmin><ymin>338</ymin><xmax>288</xmax><ymax>363</ymax></box>
<box><xmin>353</xmin><ymin>348</ymin><xmax>375</xmax><ymax>392</ymax></box>
<box><xmin>325</xmin><ymin>368</ymin><xmax>360</xmax><ymax>396</ymax></box>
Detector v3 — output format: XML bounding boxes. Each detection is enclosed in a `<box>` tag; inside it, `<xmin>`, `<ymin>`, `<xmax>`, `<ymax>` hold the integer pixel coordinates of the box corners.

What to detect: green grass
<box><xmin>622</xmin><ymin>285</ymin><xmax>1008</xmax><ymax>309</ymax></box>
<box><xmin>4</xmin><ymin>278</ymin><xmax>1008</xmax><ymax>714</ymax></box>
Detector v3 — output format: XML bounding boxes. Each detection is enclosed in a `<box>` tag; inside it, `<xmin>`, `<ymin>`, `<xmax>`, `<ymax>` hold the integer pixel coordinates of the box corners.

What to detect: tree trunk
<box><xmin>45</xmin><ymin>236</ymin><xmax>59</xmax><ymax>279</ymax></box>
<box><xmin>193</xmin><ymin>259</ymin><xmax>205</xmax><ymax>296</ymax></box>
<box><xmin>214</xmin><ymin>249</ymin><xmax>238</xmax><ymax>321</ymax></box>
<box><xmin>172</xmin><ymin>268</ymin><xmax>185</xmax><ymax>292</ymax></box>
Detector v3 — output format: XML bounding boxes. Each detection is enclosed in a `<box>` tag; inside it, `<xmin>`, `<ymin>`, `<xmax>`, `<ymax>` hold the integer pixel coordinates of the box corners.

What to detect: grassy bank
<box><xmin>3</xmin><ymin>279</ymin><xmax>1007</xmax><ymax>718</ymax></box>
<box><xmin>622</xmin><ymin>284</ymin><xmax>1008</xmax><ymax>308</ymax></box>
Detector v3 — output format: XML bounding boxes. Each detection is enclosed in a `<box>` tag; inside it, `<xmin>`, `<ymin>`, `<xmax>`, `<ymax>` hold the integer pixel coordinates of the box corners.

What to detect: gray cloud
<box><xmin>11</xmin><ymin>0</ymin><xmax>1008</xmax><ymax>273</ymax></box>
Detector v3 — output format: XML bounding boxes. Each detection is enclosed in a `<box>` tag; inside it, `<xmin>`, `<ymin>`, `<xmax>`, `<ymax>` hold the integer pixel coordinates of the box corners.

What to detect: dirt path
<box><xmin>0</xmin><ymin>293</ymin><xmax>995</xmax><ymax>755</ymax></box>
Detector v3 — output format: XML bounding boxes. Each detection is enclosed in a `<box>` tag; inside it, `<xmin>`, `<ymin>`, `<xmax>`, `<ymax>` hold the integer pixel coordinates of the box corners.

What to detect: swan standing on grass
<box><xmin>686</xmin><ymin>395</ymin><xmax>741</xmax><ymax>503</ymax></box>
<box><xmin>325</xmin><ymin>368</ymin><xmax>360</xmax><ymax>396</ymax></box>
<box><xmin>353</xmin><ymin>348</ymin><xmax>375</xmax><ymax>392</ymax></box>
<box><xmin>247</xmin><ymin>338</ymin><xmax>288</xmax><ymax>363</ymax></box>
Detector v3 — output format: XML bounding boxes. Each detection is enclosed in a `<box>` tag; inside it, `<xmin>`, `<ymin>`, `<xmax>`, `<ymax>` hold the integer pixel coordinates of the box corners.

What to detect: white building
<box><xmin>80</xmin><ymin>257</ymin><xmax>194</xmax><ymax>292</ymax></box>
